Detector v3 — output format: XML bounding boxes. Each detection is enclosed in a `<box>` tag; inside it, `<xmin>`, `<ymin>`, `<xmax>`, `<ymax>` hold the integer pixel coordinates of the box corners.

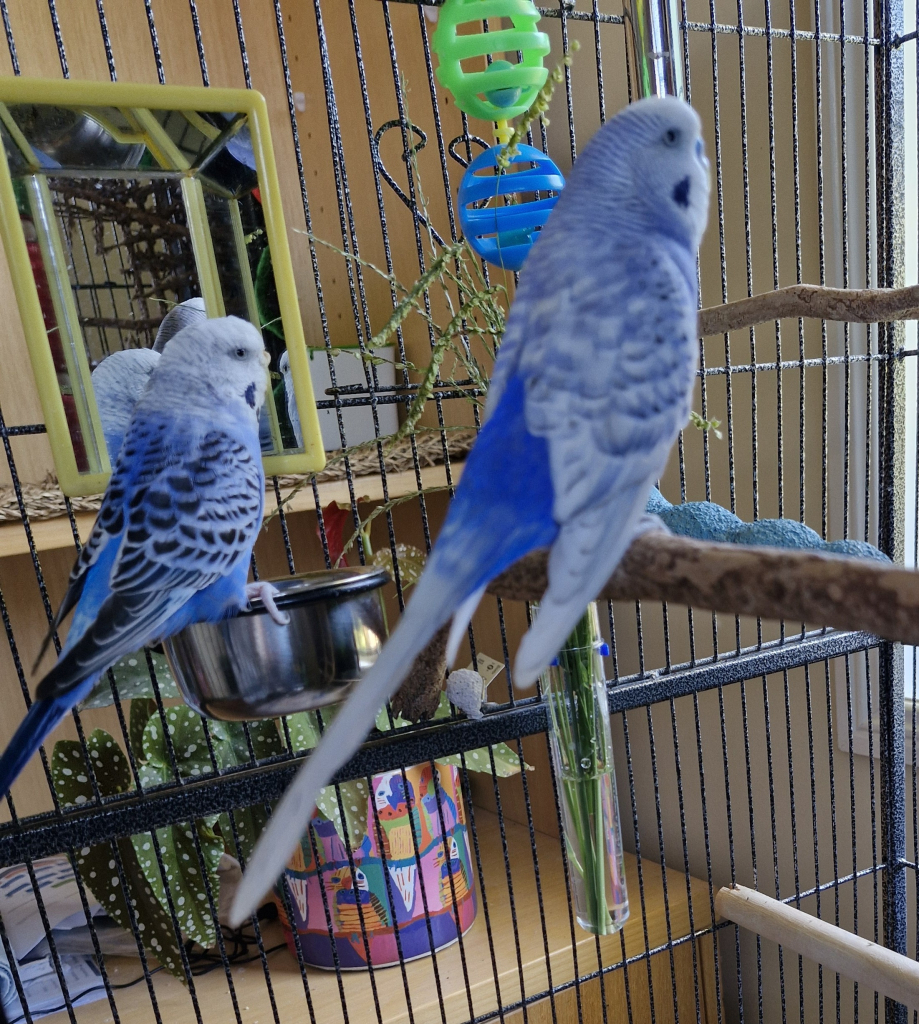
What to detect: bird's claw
<box><xmin>246</xmin><ymin>582</ymin><xmax>290</xmax><ymax>626</ymax></box>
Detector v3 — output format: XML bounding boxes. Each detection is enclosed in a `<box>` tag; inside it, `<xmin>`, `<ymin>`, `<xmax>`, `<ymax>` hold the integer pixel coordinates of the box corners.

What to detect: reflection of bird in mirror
<box><xmin>0</xmin><ymin>317</ymin><xmax>289</xmax><ymax>797</ymax></box>
<box><xmin>91</xmin><ymin>347</ymin><xmax>160</xmax><ymax>459</ymax></box>
<box><xmin>153</xmin><ymin>296</ymin><xmax>206</xmax><ymax>353</ymax></box>
<box><xmin>93</xmin><ymin>293</ymin><xmax>211</xmax><ymax>461</ymax></box>
<box><xmin>278</xmin><ymin>350</ymin><xmax>303</xmax><ymax>448</ymax></box>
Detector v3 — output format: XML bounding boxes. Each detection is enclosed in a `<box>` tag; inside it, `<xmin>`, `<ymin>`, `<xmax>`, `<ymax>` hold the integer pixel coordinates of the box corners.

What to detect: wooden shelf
<box><xmin>0</xmin><ymin>463</ymin><xmax>464</xmax><ymax>560</ymax></box>
<box><xmin>46</xmin><ymin>809</ymin><xmax>718</xmax><ymax>1024</ymax></box>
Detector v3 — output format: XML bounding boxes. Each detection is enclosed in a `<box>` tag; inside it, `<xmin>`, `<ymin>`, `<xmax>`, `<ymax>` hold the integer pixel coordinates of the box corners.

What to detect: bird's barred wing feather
<box><xmin>110</xmin><ymin>426</ymin><xmax>263</xmax><ymax>593</ymax></box>
<box><xmin>37</xmin><ymin>417</ymin><xmax>264</xmax><ymax>700</ymax></box>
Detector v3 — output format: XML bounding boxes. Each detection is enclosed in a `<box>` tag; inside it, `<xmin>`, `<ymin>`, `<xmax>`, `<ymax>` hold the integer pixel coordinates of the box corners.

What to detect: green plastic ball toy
<box><xmin>432</xmin><ymin>0</ymin><xmax>550</xmax><ymax>122</ymax></box>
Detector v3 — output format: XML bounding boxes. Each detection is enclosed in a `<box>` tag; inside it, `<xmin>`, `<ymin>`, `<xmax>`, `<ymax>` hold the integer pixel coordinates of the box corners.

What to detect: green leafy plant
<box><xmin>689</xmin><ymin>409</ymin><xmax>723</xmax><ymax>440</ymax></box>
<box><xmin>79</xmin><ymin>650</ymin><xmax>179</xmax><ymax>709</ymax></box>
<box><xmin>51</xmin><ymin>708</ymin><xmax>283</xmax><ymax>978</ymax></box>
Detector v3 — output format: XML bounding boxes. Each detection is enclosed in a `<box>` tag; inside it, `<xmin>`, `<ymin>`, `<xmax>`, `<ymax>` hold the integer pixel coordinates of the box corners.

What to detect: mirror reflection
<box><xmin>0</xmin><ymin>102</ymin><xmax>303</xmax><ymax>478</ymax></box>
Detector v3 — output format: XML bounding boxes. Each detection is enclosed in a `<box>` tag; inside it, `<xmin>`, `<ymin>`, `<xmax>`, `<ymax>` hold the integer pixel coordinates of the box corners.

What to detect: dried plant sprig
<box><xmin>370</xmin><ymin>239</ymin><xmax>468</xmax><ymax>348</ymax></box>
<box><xmin>338</xmin><ymin>485</ymin><xmax>452</xmax><ymax>564</ymax></box>
<box><xmin>497</xmin><ymin>41</ymin><xmax>580</xmax><ymax>170</ymax></box>
<box><xmin>297</xmin><ymin>228</ymin><xmax>410</xmax><ymax>294</ymax></box>
<box><xmin>689</xmin><ymin>410</ymin><xmax>723</xmax><ymax>440</ymax></box>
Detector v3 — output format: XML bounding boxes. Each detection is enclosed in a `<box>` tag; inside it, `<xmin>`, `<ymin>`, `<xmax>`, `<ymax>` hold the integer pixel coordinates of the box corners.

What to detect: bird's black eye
<box><xmin>663</xmin><ymin>127</ymin><xmax>680</xmax><ymax>146</ymax></box>
<box><xmin>235</xmin><ymin>347</ymin><xmax>246</xmax><ymax>359</ymax></box>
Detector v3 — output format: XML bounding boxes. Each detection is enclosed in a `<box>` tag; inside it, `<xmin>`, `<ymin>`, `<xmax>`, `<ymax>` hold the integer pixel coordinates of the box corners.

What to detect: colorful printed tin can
<box><xmin>276</xmin><ymin>761</ymin><xmax>477</xmax><ymax>969</ymax></box>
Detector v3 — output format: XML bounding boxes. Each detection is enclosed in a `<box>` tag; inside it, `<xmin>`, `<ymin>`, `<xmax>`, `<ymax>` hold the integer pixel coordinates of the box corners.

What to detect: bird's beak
<box><xmin>260</xmin><ymin>350</ymin><xmax>271</xmax><ymax>369</ymax></box>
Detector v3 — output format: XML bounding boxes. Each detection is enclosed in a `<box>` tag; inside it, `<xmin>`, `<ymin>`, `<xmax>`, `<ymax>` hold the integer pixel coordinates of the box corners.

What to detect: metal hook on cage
<box><xmin>371</xmin><ymin>118</ymin><xmax>447</xmax><ymax>248</ymax></box>
<box><xmin>446</xmin><ymin>133</ymin><xmax>490</xmax><ymax>171</ymax></box>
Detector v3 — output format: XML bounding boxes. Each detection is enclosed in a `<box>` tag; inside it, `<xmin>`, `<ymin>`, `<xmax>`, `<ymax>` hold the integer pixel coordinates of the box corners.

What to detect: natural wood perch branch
<box><xmin>401</xmin><ymin>531</ymin><xmax>919</xmax><ymax>717</ymax></box>
<box><xmin>699</xmin><ymin>283</ymin><xmax>919</xmax><ymax>336</ymax></box>
<box><xmin>486</xmin><ymin>531</ymin><xmax>919</xmax><ymax>647</ymax></box>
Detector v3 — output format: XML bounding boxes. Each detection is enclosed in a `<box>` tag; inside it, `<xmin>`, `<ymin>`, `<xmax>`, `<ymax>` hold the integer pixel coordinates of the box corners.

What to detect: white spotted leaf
<box><xmin>80</xmin><ymin>650</ymin><xmax>179</xmax><ymax>709</ymax></box>
<box><xmin>129</xmin><ymin>819</ymin><xmax>223</xmax><ymax>950</ymax></box>
<box><xmin>51</xmin><ymin>739</ymin><xmax>186</xmax><ymax>979</ymax></box>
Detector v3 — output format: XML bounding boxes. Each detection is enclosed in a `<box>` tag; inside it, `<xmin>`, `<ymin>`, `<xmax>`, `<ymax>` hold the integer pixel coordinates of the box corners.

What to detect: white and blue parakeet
<box><xmin>278</xmin><ymin>350</ymin><xmax>303</xmax><ymax>448</ymax></box>
<box><xmin>230</xmin><ymin>96</ymin><xmax>711</xmax><ymax>922</ymax></box>
<box><xmin>0</xmin><ymin>317</ymin><xmax>289</xmax><ymax>796</ymax></box>
<box><xmin>91</xmin><ymin>347</ymin><xmax>160</xmax><ymax>459</ymax></box>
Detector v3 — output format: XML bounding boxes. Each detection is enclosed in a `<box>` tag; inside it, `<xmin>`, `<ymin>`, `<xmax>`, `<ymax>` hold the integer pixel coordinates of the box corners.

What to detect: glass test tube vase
<box><xmin>542</xmin><ymin>603</ymin><xmax>629</xmax><ymax>935</ymax></box>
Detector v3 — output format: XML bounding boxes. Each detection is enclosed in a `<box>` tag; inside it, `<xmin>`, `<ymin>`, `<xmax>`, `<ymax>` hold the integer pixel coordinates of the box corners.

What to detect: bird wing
<box><xmin>512</xmin><ymin>244</ymin><xmax>700</xmax><ymax>683</ymax></box>
<box><xmin>37</xmin><ymin>414</ymin><xmax>264</xmax><ymax>700</ymax></box>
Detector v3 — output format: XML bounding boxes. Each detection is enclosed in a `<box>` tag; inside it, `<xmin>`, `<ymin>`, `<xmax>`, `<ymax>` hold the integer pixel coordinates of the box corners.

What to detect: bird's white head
<box><xmin>564</xmin><ymin>96</ymin><xmax>711</xmax><ymax>255</ymax></box>
<box><xmin>155</xmin><ymin>316</ymin><xmax>270</xmax><ymax>417</ymax></box>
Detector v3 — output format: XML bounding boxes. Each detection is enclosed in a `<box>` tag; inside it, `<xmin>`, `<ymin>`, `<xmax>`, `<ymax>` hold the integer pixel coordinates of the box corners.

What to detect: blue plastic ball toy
<box><xmin>483</xmin><ymin>60</ymin><xmax>524</xmax><ymax>109</ymax></box>
<box><xmin>458</xmin><ymin>143</ymin><xmax>564</xmax><ymax>271</ymax></box>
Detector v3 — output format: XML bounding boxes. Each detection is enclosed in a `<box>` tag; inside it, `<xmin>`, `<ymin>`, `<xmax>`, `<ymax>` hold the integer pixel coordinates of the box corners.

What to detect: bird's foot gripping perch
<box><xmin>246</xmin><ymin>582</ymin><xmax>291</xmax><ymax>626</ymax></box>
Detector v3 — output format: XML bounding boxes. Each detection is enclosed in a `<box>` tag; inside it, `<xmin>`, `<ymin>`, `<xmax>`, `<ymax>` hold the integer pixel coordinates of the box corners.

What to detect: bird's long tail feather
<box><xmin>445</xmin><ymin>585</ymin><xmax>486</xmax><ymax>668</ymax></box>
<box><xmin>0</xmin><ymin>698</ymin><xmax>71</xmax><ymax>796</ymax></box>
<box><xmin>229</xmin><ymin>575</ymin><xmax>456</xmax><ymax>927</ymax></box>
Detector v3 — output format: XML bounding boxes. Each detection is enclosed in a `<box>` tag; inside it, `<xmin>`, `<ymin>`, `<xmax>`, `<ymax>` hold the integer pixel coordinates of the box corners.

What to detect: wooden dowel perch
<box><xmin>699</xmin><ymin>282</ymin><xmax>919</xmax><ymax>336</ymax></box>
<box><xmin>486</xmin><ymin>531</ymin><xmax>919</xmax><ymax>647</ymax></box>
<box><xmin>716</xmin><ymin>884</ymin><xmax>919</xmax><ymax>1010</ymax></box>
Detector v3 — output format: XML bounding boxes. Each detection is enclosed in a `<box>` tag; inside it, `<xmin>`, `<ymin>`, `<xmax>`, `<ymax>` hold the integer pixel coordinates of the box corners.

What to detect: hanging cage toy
<box><xmin>431</xmin><ymin>0</ymin><xmax>550</xmax><ymax>122</ymax></box>
<box><xmin>458</xmin><ymin>143</ymin><xmax>565</xmax><ymax>271</ymax></box>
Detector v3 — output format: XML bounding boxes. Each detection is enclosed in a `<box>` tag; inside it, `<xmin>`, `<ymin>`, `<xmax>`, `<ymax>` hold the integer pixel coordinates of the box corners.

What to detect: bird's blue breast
<box><xmin>433</xmin><ymin>373</ymin><xmax>558</xmax><ymax>593</ymax></box>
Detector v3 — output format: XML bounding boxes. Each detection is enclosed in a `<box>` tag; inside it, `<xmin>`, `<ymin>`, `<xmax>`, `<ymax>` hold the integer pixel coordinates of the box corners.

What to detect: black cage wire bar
<box><xmin>0</xmin><ymin>0</ymin><xmax>914</xmax><ymax>1023</ymax></box>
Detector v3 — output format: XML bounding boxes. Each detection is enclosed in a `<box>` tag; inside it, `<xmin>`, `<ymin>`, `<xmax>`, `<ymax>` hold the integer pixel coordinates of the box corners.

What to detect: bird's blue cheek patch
<box><xmin>673</xmin><ymin>176</ymin><xmax>691</xmax><ymax>208</ymax></box>
<box><xmin>244</xmin><ymin>383</ymin><xmax>257</xmax><ymax>409</ymax></box>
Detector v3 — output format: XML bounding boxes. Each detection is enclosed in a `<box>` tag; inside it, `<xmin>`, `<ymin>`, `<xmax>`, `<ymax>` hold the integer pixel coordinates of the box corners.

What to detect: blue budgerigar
<box><xmin>0</xmin><ymin>317</ymin><xmax>289</xmax><ymax>796</ymax></box>
<box><xmin>230</xmin><ymin>96</ymin><xmax>711</xmax><ymax>922</ymax></box>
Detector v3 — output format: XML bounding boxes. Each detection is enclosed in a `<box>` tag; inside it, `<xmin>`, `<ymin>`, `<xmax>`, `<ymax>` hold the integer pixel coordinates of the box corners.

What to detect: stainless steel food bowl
<box><xmin>164</xmin><ymin>567</ymin><xmax>390</xmax><ymax>721</ymax></box>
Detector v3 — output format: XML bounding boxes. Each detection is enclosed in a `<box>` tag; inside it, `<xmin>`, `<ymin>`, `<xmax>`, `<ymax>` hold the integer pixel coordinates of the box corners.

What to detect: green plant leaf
<box><xmin>431</xmin><ymin>694</ymin><xmax>529</xmax><ymax>775</ymax></box>
<box><xmin>210</xmin><ymin>721</ymin><xmax>283</xmax><ymax>863</ymax></box>
<box><xmin>142</xmin><ymin>706</ymin><xmax>215</xmax><ymax>780</ymax></box>
<box><xmin>218</xmin><ymin>805</ymin><xmax>271</xmax><ymax>865</ymax></box>
<box><xmin>438</xmin><ymin>743</ymin><xmax>527</xmax><ymax>777</ymax></box>
<box><xmin>371</xmin><ymin>543</ymin><xmax>427</xmax><ymax>590</ymax></box>
<box><xmin>74</xmin><ymin>838</ymin><xmax>187</xmax><ymax>978</ymax></box>
<box><xmin>130</xmin><ymin>820</ymin><xmax>224</xmax><ymax>949</ymax></box>
<box><xmin>51</xmin><ymin>730</ymin><xmax>131</xmax><ymax>804</ymax></box>
<box><xmin>315</xmin><ymin>780</ymin><xmax>369</xmax><ymax>849</ymax></box>
<box><xmin>130</xmin><ymin>699</ymin><xmax>156</xmax><ymax>761</ymax></box>
<box><xmin>283</xmin><ymin>710</ymin><xmax>323</xmax><ymax>752</ymax></box>
<box><xmin>52</xmin><ymin>738</ymin><xmax>187</xmax><ymax>979</ymax></box>
<box><xmin>51</xmin><ymin>740</ymin><xmax>96</xmax><ymax>808</ymax></box>
<box><xmin>220</xmin><ymin>720</ymin><xmax>284</xmax><ymax>765</ymax></box>
<box><xmin>80</xmin><ymin>651</ymin><xmax>179</xmax><ymax>709</ymax></box>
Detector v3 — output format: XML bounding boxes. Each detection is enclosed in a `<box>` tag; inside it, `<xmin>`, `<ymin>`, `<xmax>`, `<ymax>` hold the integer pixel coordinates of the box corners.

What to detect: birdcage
<box><xmin>0</xmin><ymin>0</ymin><xmax>916</xmax><ymax>1023</ymax></box>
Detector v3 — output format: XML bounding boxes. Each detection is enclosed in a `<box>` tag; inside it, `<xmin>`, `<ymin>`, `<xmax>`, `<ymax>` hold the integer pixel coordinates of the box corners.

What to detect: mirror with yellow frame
<box><xmin>0</xmin><ymin>79</ymin><xmax>324</xmax><ymax>497</ymax></box>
